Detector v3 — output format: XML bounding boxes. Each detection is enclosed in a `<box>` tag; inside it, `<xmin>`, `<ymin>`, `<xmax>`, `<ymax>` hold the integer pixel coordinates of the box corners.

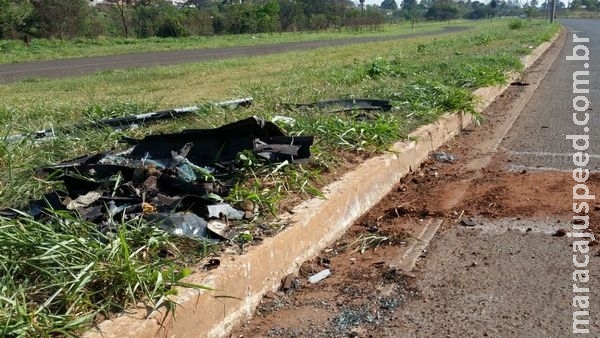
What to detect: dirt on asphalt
<box><xmin>229</xmin><ymin>152</ymin><xmax>600</xmax><ymax>338</ymax></box>
<box><xmin>229</xmin><ymin>35</ymin><xmax>600</xmax><ymax>337</ymax></box>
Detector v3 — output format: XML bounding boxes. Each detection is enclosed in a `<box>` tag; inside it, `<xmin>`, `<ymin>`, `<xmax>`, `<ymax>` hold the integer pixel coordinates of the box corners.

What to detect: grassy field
<box><xmin>0</xmin><ymin>21</ymin><xmax>456</xmax><ymax>64</ymax></box>
<box><xmin>0</xmin><ymin>19</ymin><xmax>559</xmax><ymax>336</ymax></box>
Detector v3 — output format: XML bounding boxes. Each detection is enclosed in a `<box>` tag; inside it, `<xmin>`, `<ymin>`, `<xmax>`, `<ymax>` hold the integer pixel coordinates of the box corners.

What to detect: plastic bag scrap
<box><xmin>0</xmin><ymin>117</ymin><xmax>314</xmax><ymax>241</ymax></box>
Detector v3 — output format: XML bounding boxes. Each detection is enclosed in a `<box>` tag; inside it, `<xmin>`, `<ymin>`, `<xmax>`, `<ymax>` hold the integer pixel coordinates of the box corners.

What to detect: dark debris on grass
<box><xmin>1</xmin><ymin>116</ymin><xmax>314</xmax><ymax>242</ymax></box>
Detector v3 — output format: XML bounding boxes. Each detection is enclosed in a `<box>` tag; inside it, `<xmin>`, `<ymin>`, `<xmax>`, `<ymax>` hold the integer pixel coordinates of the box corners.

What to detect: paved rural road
<box><xmin>385</xmin><ymin>19</ymin><xmax>600</xmax><ymax>338</ymax></box>
<box><xmin>503</xmin><ymin>19</ymin><xmax>600</xmax><ymax>172</ymax></box>
<box><xmin>383</xmin><ymin>19</ymin><xmax>600</xmax><ymax>338</ymax></box>
<box><xmin>232</xmin><ymin>20</ymin><xmax>600</xmax><ymax>338</ymax></box>
<box><xmin>0</xmin><ymin>26</ymin><xmax>469</xmax><ymax>84</ymax></box>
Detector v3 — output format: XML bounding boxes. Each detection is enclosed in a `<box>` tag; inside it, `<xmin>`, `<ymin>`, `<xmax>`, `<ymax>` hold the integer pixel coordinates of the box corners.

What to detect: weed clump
<box><xmin>509</xmin><ymin>19</ymin><xmax>524</xmax><ymax>30</ymax></box>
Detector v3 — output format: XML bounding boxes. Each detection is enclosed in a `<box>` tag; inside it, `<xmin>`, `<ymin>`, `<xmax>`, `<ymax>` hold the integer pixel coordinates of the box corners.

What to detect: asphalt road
<box><xmin>0</xmin><ymin>26</ymin><xmax>469</xmax><ymax>84</ymax></box>
<box><xmin>502</xmin><ymin>19</ymin><xmax>600</xmax><ymax>172</ymax></box>
<box><xmin>389</xmin><ymin>19</ymin><xmax>600</xmax><ymax>337</ymax></box>
<box><xmin>390</xmin><ymin>221</ymin><xmax>600</xmax><ymax>338</ymax></box>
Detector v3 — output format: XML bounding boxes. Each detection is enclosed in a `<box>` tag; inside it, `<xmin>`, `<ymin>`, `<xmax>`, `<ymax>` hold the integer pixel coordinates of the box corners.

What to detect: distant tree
<box><xmin>132</xmin><ymin>0</ymin><xmax>165</xmax><ymax>38</ymax></box>
<box><xmin>239</xmin><ymin>3</ymin><xmax>258</xmax><ymax>33</ymax></box>
<box><xmin>568</xmin><ymin>0</ymin><xmax>580</xmax><ymax>9</ymax></box>
<box><xmin>465</xmin><ymin>0</ymin><xmax>491</xmax><ymax>19</ymax></box>
<box><xmin>115</xmin><ymin>0</ymin><xmax>132</xmax><ymax>38</ymax></box>
<box><xmin>31</xmin><ymin>0</ymin><xmax>90</xmax><ymax>39</ymax></box>
<box><xmin>381</xmin><ymin>0</ymin><xmax>398</xmax><ymax>10</ymax></box>
<box><xmin>530</xmin><ymin>0</ymin><xmax>539</xmax><ymax>7</ymax></box>
<box><xmin>402</xmin><ymin>0</ymin><xmax>418</xmax><ymax>10</ymax></box>
<box><xmin>401</xmin><ymin>0</ymin><xmax>424</xmax><ymax>27</ymax></box>
<box><xmin>156</xmin><ymin>3</ymin><xmax>187</xmax><ymax>38</ymax></box>
<box><xmin>419</xmin><ymin>0</ymin><xmax>435</xmax><ymax>9</ymax></box>
<box><xmin>407</xmin><ymin>8</ymin><xmax>421</xmax><ymax>27</ymax></box>
<box><xmin>184</xmin><ymin>0</ymin><xmax>213</xmax><ymax>7</ymax></box>
<box><xmin>179</xmin><ymin>7</ymin><xmax>213</xmax><ymax>36</ymax></box>
<box><xmin>309</xmin><ymin>13</ymin><xmax>328</xmax><ymax>30</ymax></box>
<box><xmin>257</xmin><ymin>0</ymin><xmax>280</xmax><ymax>33</ymax></box>
<box><xmin>0</xmin><ymin>0</ymin><xmax>33</xmax><ymax>39</ymax></box>
<box><xmin>220</xmin><ymin>2</ymin><xmax>260</xmax><ymax>34</ymax></box>
<box><xmin>278</xmin><ymin>0</ymin><xmax>305</xmax><ymax>31</ymax></box>
<box><xmin>426</xmin><ymin>0</ymin><xmax>459</xmax><ymax>20</ymax></box>
<box><xmin>489</xmin><ymin>0</ymin><xmax>498</xmax><ymax>17</ymax></box>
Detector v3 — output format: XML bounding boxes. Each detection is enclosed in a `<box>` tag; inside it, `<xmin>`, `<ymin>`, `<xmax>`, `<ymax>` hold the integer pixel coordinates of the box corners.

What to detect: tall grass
<box><xmin>0</xmin><ymin>212</ymin><xmax>210</xmax><ymax>336</ymax></box>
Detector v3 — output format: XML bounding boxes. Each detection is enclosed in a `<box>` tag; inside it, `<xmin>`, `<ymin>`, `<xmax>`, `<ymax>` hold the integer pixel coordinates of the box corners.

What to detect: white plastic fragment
<box><xmin>206</xmin><ymin>203</ymin><xmax>245</xmax><ymax>220</ymax></box>
<box><xmin>308</xmin><ymin>269</ymin><xmax>331</xmax><ymax>284</ymax></box>
<box><xmin>66</xmin><ymin>191</ymin><xmax>102</xmax><ymax>210</ymax></box>
<box><xmin>272</xmin><ymin>115</ymin><xmax>296</xmax><ymax>126</ymax></box>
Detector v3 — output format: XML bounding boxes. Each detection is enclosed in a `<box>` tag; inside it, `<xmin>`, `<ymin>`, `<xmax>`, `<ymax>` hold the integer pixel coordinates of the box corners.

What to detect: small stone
<box><xmin>264</xmin><ymin>291</ymin><xmax>278</xmax><ymax>300</ymax></box>
<box><xmin>461</xmin><ymin>219</ymin><xmax>477</xmax><ymax>227</ymax></box>
<box><xmin>400</xmin><ymin>270</ymin><xmax>417</xmax><ymax>278</ymax></box>
<box><xmin>203</xmin><ymin>258</ymin><xmax>220</xmax><ymax>270</ymax></box>
<box><xmin>241</xmin><ymin>199</ymin><xmax>256</xmax><ymax>212</ymax></box>
<box><xmin>553</xmin><ymin>229</ymin><xmax>566</xmax><ymax>237</ymax></box>
<box><xmin>282</xmin><ymin>273</ymin><xmax>297</xmax><ymax>291</ymax></box>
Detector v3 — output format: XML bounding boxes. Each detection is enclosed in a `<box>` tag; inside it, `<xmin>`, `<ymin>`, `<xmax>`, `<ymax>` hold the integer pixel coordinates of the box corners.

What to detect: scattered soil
<box><xmin>230</xmin><ymin>150</ymin><xmax>600</xmax><ymax>337</ymax></box>
<box><xmin>243</xmin><ymin>245</ymin><xmax>419</xmax><ymax>338</ymax></box>
<box><xmin>356</xmin><ymin>151</ymin><xmax>600</xmax><ymax>225</ymax></box>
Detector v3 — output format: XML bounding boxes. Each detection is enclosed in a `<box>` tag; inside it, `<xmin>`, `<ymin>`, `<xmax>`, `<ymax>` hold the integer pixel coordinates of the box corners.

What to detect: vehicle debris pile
<box><xmin>1</xmin><ymin>116</ymin><xmax>313</xmax><ymax>241</ymax></box>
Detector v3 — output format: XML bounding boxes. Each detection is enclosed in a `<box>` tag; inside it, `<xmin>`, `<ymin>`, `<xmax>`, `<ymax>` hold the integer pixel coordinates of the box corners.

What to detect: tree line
<box><xmin>0</xmin><ymin>0</ymin><xmax>388</xmax><ymax>40</ymax></box>
<box><xmin>0</xmin><ymin>0</ymin><xmax>572</xmax><ymax>41</ymax></box>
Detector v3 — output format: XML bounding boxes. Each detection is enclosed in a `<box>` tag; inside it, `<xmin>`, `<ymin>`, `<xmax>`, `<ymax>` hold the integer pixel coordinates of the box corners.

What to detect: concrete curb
<box><xmin>85</xmin><ymin>31</ymin><xmax>560</xmax><ymax>338</ymax></box>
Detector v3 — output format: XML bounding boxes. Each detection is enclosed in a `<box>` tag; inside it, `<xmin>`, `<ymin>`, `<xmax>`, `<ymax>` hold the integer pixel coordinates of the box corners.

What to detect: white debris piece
<box><xmin>308</xmin><ymin>269</ymin><xmax>331</xmax><ymax>284</ymax></box>
<box><xmin>66</xmin><ymin>191</ymin><xmax>102</xmax><ymax>210</ymax></box>
<box><xmin>272</xmin><ymin>115</ymin><xmax>296</xmax><ymax>127</ymax></box>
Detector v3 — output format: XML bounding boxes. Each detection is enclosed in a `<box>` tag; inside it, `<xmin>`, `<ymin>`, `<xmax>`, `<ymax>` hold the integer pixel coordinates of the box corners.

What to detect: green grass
<box><xmin>0</xmin><ymin>18</ymin><xmax>559</xmax><ymax>336</ymax></box>
<box><xmin>0</xmin><ymin>212</ymin><xmax>213</xmax><ymax>337</ymax></box>
<box><xmin>0</xmin><ymin>21</ymin><xmax>457</xmax><ymax>64</ymax></box>
<box><xmin>508</xmin><ymin>19</ymin><xmax>525</xmax><ymax>30</ymax></box>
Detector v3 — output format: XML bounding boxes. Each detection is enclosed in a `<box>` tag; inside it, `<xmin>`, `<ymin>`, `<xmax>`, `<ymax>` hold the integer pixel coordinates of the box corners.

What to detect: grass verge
<box><xmin>0</xmin><ymin>19</ymin><xmax>559</xmax><ymax>336</ymax></box>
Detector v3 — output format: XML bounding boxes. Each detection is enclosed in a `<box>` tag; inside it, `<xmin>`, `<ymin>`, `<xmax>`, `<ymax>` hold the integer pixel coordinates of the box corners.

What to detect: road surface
<box><xmin>503</xmin><ymin>19</ymin><xmax>600</xmax><ymax>172</ymax></box>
